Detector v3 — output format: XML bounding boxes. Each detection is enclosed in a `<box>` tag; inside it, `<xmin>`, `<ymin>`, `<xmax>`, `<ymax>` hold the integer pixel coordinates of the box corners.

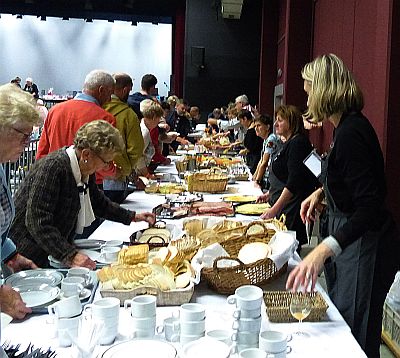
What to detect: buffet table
<box><xmin>1</xmin><ymin>160</ymin><xmax>367</xmax><ymax>357</ymax></box>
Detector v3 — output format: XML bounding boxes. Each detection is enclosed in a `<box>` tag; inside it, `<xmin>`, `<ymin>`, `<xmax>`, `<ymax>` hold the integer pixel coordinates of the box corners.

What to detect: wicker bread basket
<box><xmin>186</xmin><ymin>167</ymin><xmax>228</xmax><ymax>193</ymax></box>
<box><xmin>263</xmin><ymin>291</ymin><xmax>329</xmax><ymax>322</ymax></box>
<box><xmin>201</xmin><ymin>220</ymin><xmax>287</xmax><ymax>294</ymax></box>
<box><xmin>100</xmin><ymin>282</ymin><xmax>194</xmax><ymax>306</ymax></box>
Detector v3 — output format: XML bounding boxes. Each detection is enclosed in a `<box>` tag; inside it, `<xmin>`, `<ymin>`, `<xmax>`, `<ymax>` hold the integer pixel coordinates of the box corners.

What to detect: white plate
<box><xmin>101</xmin><ymin>339</ymin><xmax>177</xmax><ymax>358</ymax></box>
<box><xmin>96</xmin><ymin>256</ymin><xmax>117</xmax><ymax>265</ymax></box>
<box><xmin>182</xmin><ymin>337</ymin><xmax>231</xmax><ymax>358</ymax></box>
<box><xmin>79</xmin><ymin>249</ymin><xmax>101</xmax><ymax>262</ymax></box>
<box><xmin>14</xmin><ymin>284</ymin><xmax>60</xmax><ymax>308</ymax></box>
<box><xmin>5</xmin><ymin>269</ymin><xmax>64</xmax><ymax>287</ymax></box>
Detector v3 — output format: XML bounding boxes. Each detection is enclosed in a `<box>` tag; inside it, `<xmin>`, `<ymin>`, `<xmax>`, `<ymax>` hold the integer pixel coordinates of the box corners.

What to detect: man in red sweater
<box><xmin>37</xmin><ymin>69</ymin><xmax>116</xmax><ymax>160</ymax></box>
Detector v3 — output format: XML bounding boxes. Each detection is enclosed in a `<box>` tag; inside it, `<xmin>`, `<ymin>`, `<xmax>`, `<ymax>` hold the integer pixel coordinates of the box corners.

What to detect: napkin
<box><xmin>191</xmin><ymin>243</ymin><xmax>238</xmax><ymax>284</ymax></box>
<box><xmin>268</xmin><ymin>230</ymin><xmax>298</xmax><ymax>270</ymax></box>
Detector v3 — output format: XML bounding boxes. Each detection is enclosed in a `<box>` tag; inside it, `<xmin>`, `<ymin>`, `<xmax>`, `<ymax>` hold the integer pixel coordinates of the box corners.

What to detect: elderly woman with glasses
<box><xmin>10</xmin><ymin>120</ymin><xmax>155</xmax><ymax>269</ymax></box>
<box><xmin>0</xmin><ymin>83</ymin><xmax>40</xmax><ymax>320</ymax></box>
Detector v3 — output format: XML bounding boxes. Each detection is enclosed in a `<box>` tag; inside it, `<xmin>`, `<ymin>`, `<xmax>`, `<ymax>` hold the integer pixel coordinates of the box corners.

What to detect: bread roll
<box><xmin>237</xmin><ymin>242</ymin><xmax>272</xmax><ymax>264</ymax></box>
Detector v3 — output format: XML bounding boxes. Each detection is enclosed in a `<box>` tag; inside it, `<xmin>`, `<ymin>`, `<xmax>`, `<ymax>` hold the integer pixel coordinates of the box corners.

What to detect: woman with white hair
<box><xmin>10</xmin><ymin>120</ymin><xmax>155</xmax><ymax>269</ymax></box>
<box><xmin>0</xmin><ymin>83</ymin><xmax>40</xmax><ymax>319</ymax></box>
<box><xmin>286</xmin><ymin>54</ymin><xmax>400</xmax><ymax>357</ymax></box>
<box><xmin>23</xmin><ymin>77</ymin><xmax>39</xmax><ymax>99</ymax></box>
<box><xmin>136</xmin><ymin>99</ymin><xmax>163</xmax><ymax>177</ymax></box>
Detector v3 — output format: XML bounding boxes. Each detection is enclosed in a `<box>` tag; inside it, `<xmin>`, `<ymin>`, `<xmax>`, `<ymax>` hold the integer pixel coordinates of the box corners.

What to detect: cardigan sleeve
<box><xmin>24</xmin><ymin>159</ymin><xmax>79</xmax><ymax>264</ymax></box>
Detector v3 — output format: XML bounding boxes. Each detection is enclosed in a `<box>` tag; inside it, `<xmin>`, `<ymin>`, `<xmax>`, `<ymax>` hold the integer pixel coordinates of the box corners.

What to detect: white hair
<box><xmin>235</xmin><ymin>94</ymin><xmax>249</xmax><ymax>105</ymax></box>
<box><xmin>83</xmin><ymin>70</ymin><xmax>115</xmax><ymax>91</ymax></box>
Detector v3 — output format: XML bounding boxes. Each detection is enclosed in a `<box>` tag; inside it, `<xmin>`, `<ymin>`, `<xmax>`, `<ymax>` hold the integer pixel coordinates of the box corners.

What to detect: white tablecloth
<box><xmin>1</xmin><ymin>161</ymin><xmax>367</xmax><ymax>357</ymax></box>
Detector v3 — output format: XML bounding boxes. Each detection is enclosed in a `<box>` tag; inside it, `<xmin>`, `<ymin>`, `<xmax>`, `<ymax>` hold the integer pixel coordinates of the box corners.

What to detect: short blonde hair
<box><xmin>140</xmin><ymin>99</ymin><xmax>163</xmax><ymax>119</ymax></box>
<box><xmin>302</xmin><ymin>54</ymin><xmax>364</xmax><ymax>123</ymax></box>
<box><xmin>74</xmin><ymin>120</ymin><xmax>124</xmax><ymax>155</ymax></box>
<box><xmin>0</xmin><ymin>83</ymin><xmax>40</xmax><ymax>130</ymax></box>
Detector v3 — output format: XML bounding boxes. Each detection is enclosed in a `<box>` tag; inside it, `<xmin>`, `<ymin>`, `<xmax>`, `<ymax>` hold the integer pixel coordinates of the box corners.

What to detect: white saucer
<box><xmin>96</xmin><ymin>256</ymin><xmax>117</xmax><ymax>265</ymax></box>
<box><xmin>60</xmin><ymin>288</ymin><xmax>91</xmax><ymax>301</ymax></box>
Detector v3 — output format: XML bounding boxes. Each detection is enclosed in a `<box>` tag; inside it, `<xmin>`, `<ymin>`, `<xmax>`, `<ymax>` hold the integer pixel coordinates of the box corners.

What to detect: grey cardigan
<box><xmin>10</xmin><ymin>148</ymin><xmax>135</xmax><ymax>267</ymax></box>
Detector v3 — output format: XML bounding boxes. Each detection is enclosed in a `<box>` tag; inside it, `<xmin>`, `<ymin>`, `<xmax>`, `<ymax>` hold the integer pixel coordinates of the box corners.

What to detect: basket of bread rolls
<box><xmin>201</xmin><ymin>219</ymin><xmax>287</xmax><ymax>295</ymax></box>
<box><xmin>98</xmin><ymin>241</ymin><xmax>198</xmax><ymax>305</ymax></box>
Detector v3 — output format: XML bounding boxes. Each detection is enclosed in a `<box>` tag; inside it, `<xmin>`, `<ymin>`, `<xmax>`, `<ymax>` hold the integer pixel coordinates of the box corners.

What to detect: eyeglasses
<box><xmin>92</xmin><ymin>151</ymin><xmax>113</xmax><ymax>166</ymax></box>
<box><xmin>12</xmin><ymin>127</ymin><xmax>32</xmax><ymax>143</ymax></box>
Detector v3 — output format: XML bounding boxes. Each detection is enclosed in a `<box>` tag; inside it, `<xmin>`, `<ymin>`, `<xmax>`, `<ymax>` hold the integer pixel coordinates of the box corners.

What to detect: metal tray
<box><xmin>153</xmin><ymin>203</ymin><xmax>190</xmax><ymax>219</ymax></box>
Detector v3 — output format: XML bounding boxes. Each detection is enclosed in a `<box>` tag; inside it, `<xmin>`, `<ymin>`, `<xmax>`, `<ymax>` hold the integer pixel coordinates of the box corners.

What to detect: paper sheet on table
<box><xmin>268</xmin><ymin>230</ymin><xmax>298</xmax><ymax>270</ymax></box>
<box><xmin>88</xmin><ymin>220</ymin><xmax>149</xmax><ymax>242</ymax></box>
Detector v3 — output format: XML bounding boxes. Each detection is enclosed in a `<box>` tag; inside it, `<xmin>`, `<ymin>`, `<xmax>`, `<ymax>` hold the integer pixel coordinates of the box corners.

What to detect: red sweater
<box><xmin>37</xmin><ymin>99</ymin><xmax>116</xmax><ymax>183</ymax></box>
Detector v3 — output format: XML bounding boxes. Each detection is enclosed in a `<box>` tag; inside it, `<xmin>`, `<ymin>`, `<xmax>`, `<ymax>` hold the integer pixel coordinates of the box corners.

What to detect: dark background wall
<box><xmin>183</xmin><ymin>0</ymin><xmax>262</xmax><ymax>118</ymax></box>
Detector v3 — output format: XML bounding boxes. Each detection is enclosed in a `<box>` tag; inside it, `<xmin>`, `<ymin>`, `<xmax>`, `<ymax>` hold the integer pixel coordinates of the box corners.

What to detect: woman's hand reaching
<box><xmin>300</xmin><ymin>188</ymin><xmax>325</xmax><ymax>224</ymax></box>
<box><xmin>133</xmin><ymin>212</ymin><xmax>156</xmax><ymax>226</ymax></box>
<box><xmin>71</xmin><ymin>253</ymin><xmax>96</xmax><ymax>270</ymax></box>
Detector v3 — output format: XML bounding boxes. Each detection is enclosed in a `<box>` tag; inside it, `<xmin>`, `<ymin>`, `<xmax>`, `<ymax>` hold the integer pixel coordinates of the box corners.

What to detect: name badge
<box><xmin>303</xmin><ymin>150</ymin><xmax>322</xmax><ymax>178</ymax></box>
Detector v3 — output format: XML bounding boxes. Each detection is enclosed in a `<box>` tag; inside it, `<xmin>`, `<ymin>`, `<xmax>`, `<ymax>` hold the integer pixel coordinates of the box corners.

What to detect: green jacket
<box><xmin>103</xmin><ymin>95</ymin><xmax>144</xmax><ymax>179</ymax></box>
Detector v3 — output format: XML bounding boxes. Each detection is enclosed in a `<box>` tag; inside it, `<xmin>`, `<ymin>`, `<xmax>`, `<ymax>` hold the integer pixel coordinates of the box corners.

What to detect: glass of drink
<box><xmin>289</xmin><ymin>293</ymin><xmax>312</xmax><ymax>336</ymax></box>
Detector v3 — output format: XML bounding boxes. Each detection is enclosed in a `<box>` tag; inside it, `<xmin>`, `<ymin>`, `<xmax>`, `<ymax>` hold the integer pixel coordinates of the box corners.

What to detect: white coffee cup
<box><xmin>180</xmin><ymin>333</ymin><xmax>205</xmax><ymax>346</ymax></box>
<box><xmin>180</xmin><ymin>318</ymin><xmax>205</xmax><ymax>335</ymax></box>
<box><xmin>100</xmin><ymin>246</ymin><xmax>120</xmax><ymax>262</ymax></box>
<box><xmin>84</xmin><ymin>297</ymin><xmax>120</xmax><ymax>319</ymax></box>
<box><xmin>259</xmin><ymin>331</ymin><xmax>292</xmax><ymax>355</ymax></box>
<box><xmin>84</xmin><ymin>297</ymin><xmax>120</xmax><ymax>345</ymax></box>
<box><xmin>98</xmin><ymin>322</ymin><xmax>119</xmax><ymax>345</ymax></box>
<box><xmin>61</xmin><ymin>277</ymin><xmax>84</xmax><ymax>298</ymax></box>
<box><xmin>232</xmin><ymin>331</ymin><xmax>260</xmax><ymax>345</ymax></box>
<box><xmin>206</xmin><ymin>329</ymin><xmax>232</xmax><ymax>345</ymax></box>
<box><xmin>233</xmin><ymin>307</ymin><xmax>262</xmax><ymax>319</ymax></box>
<box><xmin>67</xmin><ymin>267</ymin><xmax>91</xmax><ymax>285</ymax></box>
<box><xmin>48</xmin><ymin>295</ymin><xmax>82</xmax><ymax>318</ymax></box>
<box><xmin>132</xmin><ymin>315</ymin><xmax>156</xmax><ymax>331</ymax></box>
<box><xmin>239</xmin><ymin>348</ymin><xmax>268</xmax><ymax>358</ymax></box>
<box><xmin>57</xmin><ymin>315</ymin><xmax>81</xmax><ymax>347</ymax></box>
<box><xmin>156</xmin><ymin>317</ymin><xmax>180</xmax><ymax>342</ymax></box>
<box><xmin>227</xmin><ymin>285</ymin><xmax>263</xmax><ymax>310</ymax></box>
<box><xmin>233</xmin><ymin>316</ymin><xmax>262</xmax><ymax>332</ymax></box>
<box><xmin>124</xmin><ymin>295</ymin><xmax>156</xmax><ymax>318</ymax></box>
<box><xmin>179</xmin><ymin>303</ymin><xmax>205</xmax><ymax>321</ymax></box>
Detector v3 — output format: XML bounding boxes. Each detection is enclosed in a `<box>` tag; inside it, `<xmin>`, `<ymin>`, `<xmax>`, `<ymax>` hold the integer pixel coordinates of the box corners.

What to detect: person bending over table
<box><xmin>0</xmin><ymin>83</ymin><xmax>40</xmax><ymax>319</ymax></box>
<box><xmin>252</xmin><ymin>114</ymin><xmax>279</xmax><ymax>191</ymax></box>
<box><xmin>257</xmin><ymin>105</ymin><xmax>319</xmax><ymax>250</ymax></box>
<box><xmin>286</xmin><ymin>54</ymin><xmax>400</xmax><ymax>357</ymax></box>
<box><xmin>10</xmin><ymin>120</ymin><xmax>155</xmax><ymax>270</ymax></box>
